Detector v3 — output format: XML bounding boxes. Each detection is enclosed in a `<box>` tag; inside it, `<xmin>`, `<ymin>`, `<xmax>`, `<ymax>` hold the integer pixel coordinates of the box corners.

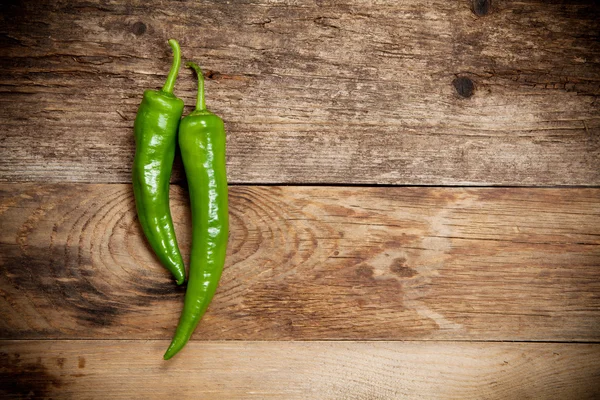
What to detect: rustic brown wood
<box><xmin>1</xmin><ymin>184</ymin><xmax>598</xmax><ymax>340</ymax></box>
<box><xmin>2</xmin><ymin>1</ymin><xmax>598</xmax><ymax>397</ymax></box>
<box><xmin>1</xmin><ymin>340</ymin><xmax>599</xmax><ymax>399</ymax></box>
<box><xmin>1</xmin><ymin>1</ymin><xmax>599</xmax><ymax>185</ymax></box>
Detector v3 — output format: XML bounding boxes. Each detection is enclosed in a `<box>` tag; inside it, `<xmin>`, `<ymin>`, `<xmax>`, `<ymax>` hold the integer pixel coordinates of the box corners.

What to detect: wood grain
<box><xmin>1</xmin><ymin>0</ymin><xmax>599</xmax><ymax>185</ymax></box>
<box><xmin>1</xmin><ymin>184</ymin><xmax>598</xmax><ymax>340</ymax></box>
<box><xmin>1</xmin><ymin>340</ymin><xmax>599</xmax><ymax>399</ymax></box>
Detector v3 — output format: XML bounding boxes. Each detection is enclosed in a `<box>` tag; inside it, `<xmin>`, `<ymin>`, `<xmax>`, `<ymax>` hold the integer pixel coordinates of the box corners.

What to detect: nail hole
<box><xmin>453</xmin><ymin>76</ymin><xmax>475</xmax><ymax>98</ymax></box>
<box><xmin>472</xmin><ymin>0</ymin><xmax>491</xmax><ymax>16</ymax></box>
<box><xmin>132</xmin><ymin>21</ymin><xmax>146</xmax><ymax>36</ymax></box>
<box><xmin>204</xmin><ymin>70</ymin><xmax>221</xmax><ymax>80</ymax></box>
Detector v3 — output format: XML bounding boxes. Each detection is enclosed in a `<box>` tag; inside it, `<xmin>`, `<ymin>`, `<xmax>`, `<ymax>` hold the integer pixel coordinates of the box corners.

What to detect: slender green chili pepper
<box><xmin>133</xmin><ymin>39</ymin><xmax>186</xmax><ymax>285</ymax></box>
<box><xmin>164</xmin><ymin>62</ymin><xmax>229</xmax><ymax>360</ymax></box>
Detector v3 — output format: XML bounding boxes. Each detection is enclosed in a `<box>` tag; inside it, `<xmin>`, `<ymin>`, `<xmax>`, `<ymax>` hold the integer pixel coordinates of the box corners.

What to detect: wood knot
<box><xmin>472</xmin><ymin>0</ymin><xmax>491</xmax><ymax>17</ymax></box>
<box><xmin>132</xmin><ymin>21</ymin><xmax>146</xmax><ymax>36</ymax></box>
<box><xmin>453</xmin><ymin>76</ymin><xmax>475</xmax><ymax>98</ymax></box>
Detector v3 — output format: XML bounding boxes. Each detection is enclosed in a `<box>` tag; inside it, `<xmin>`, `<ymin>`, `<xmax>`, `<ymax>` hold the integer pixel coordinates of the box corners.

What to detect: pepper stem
<box><xmin>161</xmin><ymin>39</ymin><xmax>181</xmax><ymax>94</ymax></box>
<box><xmin>186</xmin><ymin>62</ymin><xmax>206</xmax><ymax>111</ymax></box>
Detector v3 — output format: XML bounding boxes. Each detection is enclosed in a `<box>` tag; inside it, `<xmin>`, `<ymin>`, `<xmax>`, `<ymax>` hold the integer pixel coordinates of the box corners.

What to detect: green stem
<box><xmin>186</xmin><ymin>62</ymin><xmax>206</xmax><ymax>111</ymax></box>
<box><xmin>161</xmin><ymin>39</ymin><xmax>181</xmax><ymax>94</ymax></box>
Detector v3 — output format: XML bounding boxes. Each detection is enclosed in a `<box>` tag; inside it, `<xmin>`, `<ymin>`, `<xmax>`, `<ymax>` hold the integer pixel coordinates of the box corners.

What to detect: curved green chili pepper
<box><xmin>132</xmin><ymin>39</ymin><xmax>186</xmax><ymax>285</ymax></box>
<box><xmin>164</xmin><ymin>62</ymin><xmax>229</xmax><ymax>360</ymax></box>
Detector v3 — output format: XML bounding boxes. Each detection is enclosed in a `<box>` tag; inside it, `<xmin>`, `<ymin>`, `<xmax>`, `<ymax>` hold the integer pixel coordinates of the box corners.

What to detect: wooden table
<box><xmin>1</xmin><ymin>1</ymin><xmax>599</xmax><ymax>398</ymax></box>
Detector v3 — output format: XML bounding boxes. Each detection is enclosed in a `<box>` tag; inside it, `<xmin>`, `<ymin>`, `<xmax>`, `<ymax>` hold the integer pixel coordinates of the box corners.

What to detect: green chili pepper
<box><xmin>132</xmin><ymin>39</ymin><xmax>186</xmax><ymax>285</ymax></box>
<box><xmin>164</xmin><ymin>62</ymin><xmax>229</xmax><ymax>360</ymax></box>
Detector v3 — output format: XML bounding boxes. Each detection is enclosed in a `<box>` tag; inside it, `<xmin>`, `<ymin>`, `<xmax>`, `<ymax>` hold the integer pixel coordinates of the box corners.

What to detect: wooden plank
<box><xmin>1</xmin><ymin>340</ymin><xmax>599</xmax><ymax>399</ymax></box>
<box><xmin>1</xmin><ymin>1</ymin><xmax>599</xmax><ymax>185</ymax></box>
<box><xmin>1</xmin><ymin>184</ymin><xmax>599</xmax><ymax>340</ymax></box>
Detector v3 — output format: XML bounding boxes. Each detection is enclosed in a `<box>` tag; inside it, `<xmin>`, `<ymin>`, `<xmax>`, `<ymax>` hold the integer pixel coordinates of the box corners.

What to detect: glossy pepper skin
<box><xmin>164</xmin><ymin>62</ymin><xmax>229</xmax><ymax>360</ymax></box>
<box><xmin>133</xmin><ymin>39</ymin><xmax>186</xmax><ymax>285</ymax></box>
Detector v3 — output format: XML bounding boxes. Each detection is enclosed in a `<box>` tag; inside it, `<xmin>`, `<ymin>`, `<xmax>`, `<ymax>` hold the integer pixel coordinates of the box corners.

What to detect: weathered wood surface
<box><xmin>1</xmin><ymin>0</ymin><xmax>599</xmax><ymax>397</ymax></box>
<box><xmin>1</xmin><ymin>184</ymin><xmax>598</xmax><ymax>340</ymax></box>
<box><xmin>1</xmin><ymin>0</ymin><xmax>599</xmax><ymax>185</ymax></box>
<box><xmin>1</xmin><ymin>341</ymin><xmax>599</xmax><ymax>400</ymax></box>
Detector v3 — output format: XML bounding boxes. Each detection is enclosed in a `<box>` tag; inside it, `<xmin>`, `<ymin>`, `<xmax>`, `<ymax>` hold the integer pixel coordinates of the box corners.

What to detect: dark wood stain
<box><xmin>1</xmin><ymin>244</ymin><xmax>125</xmax><ymax>330</ymax></box>
<box><xmin>355</xmin><ymin>264</ymin><xmax>375</xmax><ymax>279</ymax></box>
<box><xmin>390</xmin><ymin>258</ymin><xmax>417</xmax><ymax>278</ymax></box>
<box><xmin>0</xmin><ymin>352</ymin><xmax>63</xmax><ymax>398</ymax></box>
<box><xmin>78</xmin><ymin>357</ymin><xmax>85</xmax><ymax>369</ymax></box>
<box><xmin>137</xmin><ymin>280</ymin><xmax>187</xmax><ymax>297</ymax></box>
